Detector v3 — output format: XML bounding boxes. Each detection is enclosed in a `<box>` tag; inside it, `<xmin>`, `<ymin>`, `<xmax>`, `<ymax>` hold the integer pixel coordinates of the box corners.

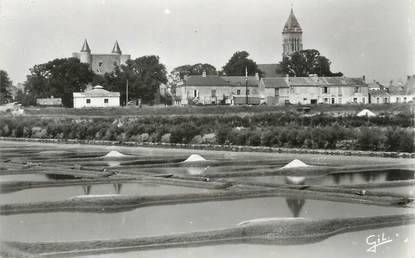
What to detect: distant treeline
<box><xmin>0</xmin><ymin>112</ymin><xmax>413</xmax><ymax>152</ymax></box>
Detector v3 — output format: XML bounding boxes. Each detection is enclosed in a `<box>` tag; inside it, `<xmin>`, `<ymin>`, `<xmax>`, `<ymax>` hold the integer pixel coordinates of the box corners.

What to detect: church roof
<box><xmin>283</xmin><ymin>8</ymin><xmax>302</xmax><ymax>33</ymax></box>
<box><xmin>112</xmin><ymin>41</ymin><xmax>122</xmax><ymax>54</ymax></box>
<box><xmin>257</xmin><ymin>64</ymin><xmax>284</xmax><ymax>77</ymax></box>
<box><xmin>81</xmin><ymin>39</ymin><xmax>91</xmax><ymax>52</ymax></box>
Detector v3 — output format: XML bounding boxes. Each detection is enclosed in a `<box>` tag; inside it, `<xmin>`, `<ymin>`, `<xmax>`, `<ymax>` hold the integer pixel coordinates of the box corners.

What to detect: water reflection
<box><xmin>284</xmin><ymin>176</ymin><xmax>306</xmax><ymax>217</ymax></box>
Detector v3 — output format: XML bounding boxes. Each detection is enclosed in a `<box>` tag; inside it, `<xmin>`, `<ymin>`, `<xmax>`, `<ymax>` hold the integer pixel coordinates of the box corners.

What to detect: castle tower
<box><xmin>282</xmin><ymin>8</ymin><xmax>303</xmax><ymax>58</ymax></box>
<box><xmin>79</xmin><ymin>39</ymin><xmax>92</xmax><ymax>65</ymax></box>
<box><xmin>111</xmin><ymin>41</ymin><xmax>122</xmax><ymax>55</ymax></box>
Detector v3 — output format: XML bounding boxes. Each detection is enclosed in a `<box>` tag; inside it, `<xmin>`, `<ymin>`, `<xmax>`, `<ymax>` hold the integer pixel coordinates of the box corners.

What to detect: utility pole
<box><xmin>125</xmin><ymin>79</ymin><xmax>128</xmax><ymax>106</ymax></box>
<box><xmin>245</xmin><ymin>66</ymin><xmax>248</xmax><ymax>105</ymax></box>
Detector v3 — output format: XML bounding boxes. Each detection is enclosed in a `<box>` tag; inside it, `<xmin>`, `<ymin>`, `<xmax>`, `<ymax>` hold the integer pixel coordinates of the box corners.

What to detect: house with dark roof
<box><xmin>177</xmin><ymin>72</ymin><xmax>261</xmax><ymax>105</ymax></box>
<box><xmin>259</xmin><ymin>75</ymin><xmax>368</xmax><ymax>105</ymax></box>
<box><xmin>388</xmin><ymin>75</ymin><xmax>415</xmax><ymax>103</ymax></box>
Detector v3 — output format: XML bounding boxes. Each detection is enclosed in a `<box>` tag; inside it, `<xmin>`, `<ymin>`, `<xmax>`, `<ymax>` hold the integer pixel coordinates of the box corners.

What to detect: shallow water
<box><xmin>0</xmin><ymin>182</ymin><xmax>214</xmax><ymax>204</ymax></box>
<box><xmin>0</xmin><ymin>196</ymin><xmax>411</xmax><ymax>242</ymax></box>
<box><xmin>235</xmin><ymin>170</ymin><xmax>415</xmax><ymax>186</ymax></box>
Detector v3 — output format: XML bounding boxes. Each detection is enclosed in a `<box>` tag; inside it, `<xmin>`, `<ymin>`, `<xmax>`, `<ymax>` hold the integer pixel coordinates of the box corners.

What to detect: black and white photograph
<box><xmin>0</xmin><ymin>0</ymin><xmax>414</xmax><ymax>257</ymax></box>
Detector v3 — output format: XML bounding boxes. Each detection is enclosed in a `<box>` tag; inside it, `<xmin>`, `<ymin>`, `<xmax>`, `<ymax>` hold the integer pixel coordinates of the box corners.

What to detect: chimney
<box><xmin>202</xmin><ymin>70</ymin><xmax>206</xmax><ymax>77</ymax></box>
<box><xmin>362</xmin><ymin>75</ymin><xmax>366</xmax><ymax>82</ymax></box>
<box><xmin>255</xmin><ymin>72</ymin><xmax>259</xmax><ymax>81</ymax></box>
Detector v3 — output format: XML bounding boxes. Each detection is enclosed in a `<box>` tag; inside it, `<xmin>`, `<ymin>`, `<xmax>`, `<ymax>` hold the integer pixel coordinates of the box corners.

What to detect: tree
<box><xmin>222</xmin><ymin>51</ymin><xmax>262</xmax><ymax>76</ymax></box>
<box><xmin>24</xmin><ymin>58</ymin><xmax>94</xmax><ymax>107</ymax></box>
<box><xmin>172</xmin><ymin>63</ymin><xmax>217</xmax><ymax>79</ymax></box>
<box><xmin>0</xmin><ymin>70</ymin><xmax>12</xmax><ymax>104</ymax></box>
<box><xmin>280</xmin><ymin>49</ymin><xmax>343</xmax><ymax>77</ymax></box>
<box><xmin>103</xmin><ymin>56</ymin><xmax>168</xmax><ymax>105</ymax></box>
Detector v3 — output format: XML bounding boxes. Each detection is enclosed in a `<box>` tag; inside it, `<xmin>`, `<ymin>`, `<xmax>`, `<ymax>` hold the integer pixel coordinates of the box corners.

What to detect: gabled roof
<box><xmin>112</xmin><ymin>41</ymin><xmax>122</xmax><ymax>54</ymax></box>
<box><xmin>221</xmin><ymin>76</ymin><xmax>260</xmax><ymax>87</ymax></box>
<box><xmin>283</xmin><ymin>8</ymin><xmax>302</xmax><ymax>33</ymax></box>
<box><xmin>287</xmin><ymin>77</ymin><xmax>366</xmax><ymax>86</ymax></box>
<box><xmin>257</xmin><ymin>64</ymin><xmax>284</xmax><ymax>77</ymax></box>
<box><xmin>184</xmin><ymin>76</ymin><xmax>230</xmax><ymax>86</ymax></box>
<box><xmin>81</xmin><ymin>39</ymin><xmax>91</xmax><ymax>52</ymax></box>
<box><xmin>261</xmin><ymin>78</ymin><xmax>289</xmax><ymax>88</ymax></box>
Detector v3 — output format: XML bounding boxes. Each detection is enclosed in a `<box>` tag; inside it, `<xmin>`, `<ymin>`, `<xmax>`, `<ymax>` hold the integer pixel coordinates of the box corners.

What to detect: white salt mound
<box><xmin>104</xmin><ymin>150</ymin><xmax>126</xmax><ymax>158</ymax></box>
<box><xmin>183</xmin><ymin>154</ymin><xmax>207</xmax><ymax>162</ymax></box>
<box><xmin>282</xmin><ymin>159</ymin><xmax>309</xmax><ymax>168</ymax></box>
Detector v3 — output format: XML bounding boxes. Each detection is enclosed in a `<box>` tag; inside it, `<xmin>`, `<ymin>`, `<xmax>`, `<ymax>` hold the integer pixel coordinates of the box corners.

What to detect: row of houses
<box><xmin>175</xmin><ymin>73</ymin><xmax>415</xmax><ymax>106</ymax></box>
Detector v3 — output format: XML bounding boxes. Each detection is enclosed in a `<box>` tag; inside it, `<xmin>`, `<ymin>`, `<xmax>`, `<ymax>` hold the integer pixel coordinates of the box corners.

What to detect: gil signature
<box><xmin>366</xmin><ymin>233</ymin><xmax>392</xmax><ymax>253</ymax></box>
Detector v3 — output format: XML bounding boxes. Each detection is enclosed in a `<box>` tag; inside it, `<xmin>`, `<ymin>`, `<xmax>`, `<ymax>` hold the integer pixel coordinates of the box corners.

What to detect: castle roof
<box><xmin>283</xmin><ymin>8</ymin><xmax>302</xmax><ymax>33</ymax></box>
<box><xmin>112</xmin><ymin>41</ymin><xmax>122</xmax><ymax>54</ymax></box>
<box><xmin>81</xmin><ymin>39</ymin><xmax>91</xmax><ymax>52</ymax></box>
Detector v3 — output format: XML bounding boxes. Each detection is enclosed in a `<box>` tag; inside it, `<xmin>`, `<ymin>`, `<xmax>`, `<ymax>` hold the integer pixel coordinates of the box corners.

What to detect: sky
<box><xmin>0</xmin><ymin>0</ymin><xmax>414</xmax><ymax>84</ymax></box>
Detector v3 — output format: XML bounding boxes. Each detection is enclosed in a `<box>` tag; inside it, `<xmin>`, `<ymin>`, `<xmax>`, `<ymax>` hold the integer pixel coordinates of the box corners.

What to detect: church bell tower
<box><xmin>282</xmin><ymin>8</ymin><xmax>303</xmax><ymax>58</ymax></box>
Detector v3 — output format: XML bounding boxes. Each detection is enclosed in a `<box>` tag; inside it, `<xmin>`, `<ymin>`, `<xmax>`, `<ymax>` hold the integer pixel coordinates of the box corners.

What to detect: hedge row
<box><xmin>0</xmin><ymin>114</ymin><xmax>413</xmax><ymax>153</ymax></box>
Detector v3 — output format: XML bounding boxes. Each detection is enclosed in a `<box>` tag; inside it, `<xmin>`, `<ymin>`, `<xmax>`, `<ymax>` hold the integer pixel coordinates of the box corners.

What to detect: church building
<box><xmin>72</xmin><ymin>40</ymin><xmax>131</xmax><ymax>75</ymax></box>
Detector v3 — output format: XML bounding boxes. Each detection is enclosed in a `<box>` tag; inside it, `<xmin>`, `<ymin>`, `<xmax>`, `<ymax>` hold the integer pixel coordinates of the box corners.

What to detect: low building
<box><xmin>260</xmin><ymin>76</ymin><xmax>368</xmax><ymax>105</ymax></box>
<box><xmin>73</xmin><ymin>85</ymin><xmax>120</xmax><ymax>108</ymax></box>
<box><xmin>177</xmin><ymin>72</ymin><xmax>261</xmax><ymax>105</ymax></box>
<box><xmin>388</xmin><ymin>75</ymin><xmax>415</xmax><ymax>103</ymax></box>
<box><xmin>36</xmin><ymin>97</ymin><xmax>63</xmax><ymax>107</ymax></box>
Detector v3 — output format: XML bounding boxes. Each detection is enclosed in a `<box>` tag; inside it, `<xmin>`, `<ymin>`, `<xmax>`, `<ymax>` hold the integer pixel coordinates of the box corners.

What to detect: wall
<box><xmin>74</xmin><ymin>96</ymin><xmax>120</xmax><ymax>108</ymax></box>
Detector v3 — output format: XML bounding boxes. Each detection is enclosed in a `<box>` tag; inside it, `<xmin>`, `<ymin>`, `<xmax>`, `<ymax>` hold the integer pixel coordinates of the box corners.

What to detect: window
<box><xmin>274</xmin><ymin>88</ymin><xmax>279</xmax><ymax>96</ymax></box>
<box><xmin>193</xmin><ymin>90</ymin><xmax>197</xmax><ymax>98</ymax></box>
<box><xmin>237</xmin><ymin>89</ymin><xmax>241</xmax><ymax>95</ymax></box>
<box><xmin>104</xmin><ymin>99</ymin><xmax>109</xmax><ymax>104</ymax></box>
<box><xmin>384</xmin><ymin>98</ymin><xmax>388</xmax><ymax>103</ymax></box>
<box><xmin>376</xmin><ymin>97</ymin><xmax>379</xmax><ymax>104</ymax></box>
<box><xmin>323</xmin><ymin>87</ymin><xmax>328</xmax><ymax>94</ymax></box>
<box><xmin>403</xmin><ymin>97</ymin><xmax>407</xmax><ymax>103</ymax></box>
<box><xmin>246</xmin><ymin>89</ymin><xmax>250</xmax><ymax>95</ymax></box>
<box><xmin>353</xmin><ymin>98</ymin><xmax>358</xmax><ymax>103</ymax></box>
<box><xmin>324</xmin><ymin>98</ymin><xmax>329</xmax><ymax>103</ymax></box>
<box><xmin>396</xmin><ymin>97</ymin><xmax>400</xmax><ymax>103</ymax></box>
<box><xmin>331</xmin><ymin>98</ymin><xmax>335</xmax><ymax>104</ymax></box>
<box><xmin>86</xmin><ymin>99</ymin><xmax>91</xmax><ymax>104</ymax></box>
<box><xmin>354</xmin><ymin>87</ymin><xmax>359</xmax><ymax>93</ymax></box>
<box><xmin>211</xmin><ymin>89</ymin><xmax>216</xmax><ymax>97</ymax></box>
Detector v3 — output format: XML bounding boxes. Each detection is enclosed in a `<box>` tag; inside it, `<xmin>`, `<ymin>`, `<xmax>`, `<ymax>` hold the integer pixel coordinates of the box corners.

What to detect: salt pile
<box><xmin>183</xmin><ymin>154</ymin><xmax>207</xmax><ymax>163</ymax></box>
<box><xmin>103</xmin><ymin>150</ymin><xmax>126</xmax><ymax>158</ymax></box>
<box><xmin>282</xmin><ymin>159</ymin><xmax>308</xmax><ymax>168</ymax></box>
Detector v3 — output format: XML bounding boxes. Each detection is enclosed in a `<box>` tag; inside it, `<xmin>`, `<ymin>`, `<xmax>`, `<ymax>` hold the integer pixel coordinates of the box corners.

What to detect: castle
<box><xmin>72</xmin><ymin>40</ymin><xmax>131</xmax><ymax>75</ymax></box>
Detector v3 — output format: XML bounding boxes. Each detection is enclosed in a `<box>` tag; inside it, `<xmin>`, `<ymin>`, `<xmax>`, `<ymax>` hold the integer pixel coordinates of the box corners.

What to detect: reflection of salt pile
<box><xmin>103</xmin><ymin>151</ymin><xmax>126</xmax><ymax>158</ymax></box>
<box><xmin>283</xmin><ymin>159</ymin><xmax>308</xmax><ymax>184</ymax></box>
<box><xmin>183</xmin><ymin>154</ymin><xmax>207</xmax><ymax>163</ymax></box>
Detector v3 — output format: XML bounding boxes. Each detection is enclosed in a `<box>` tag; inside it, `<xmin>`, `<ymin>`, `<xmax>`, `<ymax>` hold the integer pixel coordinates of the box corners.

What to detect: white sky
<box><xmin>0</xmin><ymin>0</ymin><xmax>414</xmax><ymax>84</ymax></box>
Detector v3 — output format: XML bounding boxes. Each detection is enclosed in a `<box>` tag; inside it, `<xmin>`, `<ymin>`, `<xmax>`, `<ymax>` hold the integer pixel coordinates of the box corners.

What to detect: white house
<box><xmin>73</xmin><ymin>85</ymin><xmax>120</xmax><ymax>108</ymax></box>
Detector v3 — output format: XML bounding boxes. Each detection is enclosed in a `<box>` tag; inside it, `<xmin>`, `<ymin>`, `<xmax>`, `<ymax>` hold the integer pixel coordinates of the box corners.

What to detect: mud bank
<box><xmin>1</xmin><ymin>186</ymin><xmax>413</xmax><ymax>215</ymax></box>
<box><xmin>2</xmin><ymin>213</ymin><xmax>414</xmax><ymax>257</ymax></box>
